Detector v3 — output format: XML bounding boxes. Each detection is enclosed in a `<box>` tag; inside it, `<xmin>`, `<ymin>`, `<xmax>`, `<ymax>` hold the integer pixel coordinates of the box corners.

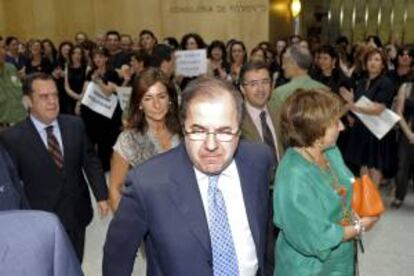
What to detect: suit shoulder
<box><xmin>0</xmin><ymin>120</ymin><xmax>28</xmax><ymax>141</ymax></box>
<box><xmin>239</xmin><ymin>140</ymin><xmax>271</xmax><ymax>153</ymax></box>
<box><xmin>59</xmin><ymin>114</ymin><xmax>84</xmax><ymax>125</ymax></box>
<box><xmin>59</xmin><ymin>115</ymin><xmax>86</xmax><ymax>134</ymax></box>
<box><xmin>238</xmin><ymin>140</ymin><xmax>273</xmax><ymax>163</ymax></box>
<box><xmin>128</xmin><ymin>145</ymin><xmax>182</xmax><ymax>178</ymax></box>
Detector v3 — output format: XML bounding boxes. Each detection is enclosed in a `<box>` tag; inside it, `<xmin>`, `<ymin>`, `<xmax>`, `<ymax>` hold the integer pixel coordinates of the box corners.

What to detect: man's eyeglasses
<box><xmin>242</xmin><ymin>79</ymin><xmax>271</xmax><ymax>88</ymax></box>
<box><xmin>183</xmin><ymin>129</ymin><xmax>240</xmax><ymax>142</ymax></box>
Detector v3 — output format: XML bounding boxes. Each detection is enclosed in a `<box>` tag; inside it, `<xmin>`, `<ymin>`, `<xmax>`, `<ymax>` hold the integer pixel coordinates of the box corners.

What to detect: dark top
<box><xmin>343</xmin><ymin>74</ymin><xmax>395</xmax><ymax>171</ymax></box>
<box><xmin>86</xmin><ymin>68</ymin><xmax>122</xmax><ymax>86</ymax></box>
<box><xmin>109</xmin><ymin>51</ymin><xmax>131</xmax><ymax>70</ymax></box>
<box><xmin>60</xmin><ymin>66</ymin><xmax>87</xmax><ymax>114</ymax></box>
<box><xmin>5</xmin><ymin>54</ymin><xmax>26</xmax><ymax>70</ymax></box>
<box><xmin>82</xmin><ymin>69</ymin><xmax>123</xmax><ymax>171</ymax></box>
<box><xmin>68</xmin><ymin>66</ymin><xmax>87</xmax><ymax>95</ymax></box>
<box><xmin>404</xmin><ymin>83</ymin><xmax>414</xmax><ymax>132</ymax></box>
<box><xmin>25</xmin><ymin>57</ymin><xmax>53</xmax><ymax>74</ymax></box>
<box><xmin>350</xmin><ymin>70</ymin><xmax>367</xmax><ymax>89</ymax></box>
<box><xmin>354</xmin><ymin>74</ymin><xmax>394</xmax><ymax>108</ymax></box>
<box><xmin>311</xmin><ymin>68</ymin><xmax>354</xmax><ymax>93</ymax></box>
<box><xmin>387</xmin><ymin>69</ymin><xmax>412</xmax><ymax>97</ymax></box>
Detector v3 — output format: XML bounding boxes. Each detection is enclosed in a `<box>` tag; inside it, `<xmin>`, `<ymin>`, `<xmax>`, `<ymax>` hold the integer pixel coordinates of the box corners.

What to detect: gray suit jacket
<box><xmin>0</xmin><ymin>210</ymin><xmax>83</xmax><ymax>276</ymax></box>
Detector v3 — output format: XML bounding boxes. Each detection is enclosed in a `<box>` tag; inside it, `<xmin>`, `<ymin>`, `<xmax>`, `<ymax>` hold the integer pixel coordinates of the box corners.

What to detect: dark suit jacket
<box><xmin>241</xmin><ymin>104</ymin><xmax>284</xmax><ymax>158</ymax></box>
<box><xmin>103</xmin><ymin>141</ymin><xmax>274</xmax><ymax>276</ymax></box>
<box><xmin>0</xmin><ymin>210</ymin><xmax>83</xmax><ymax>276</ymax></box>
<box><xmin>0</xmin><ymin>143</ymin><xmax>28</xmax><ymax>210</ymax></box>
<box><xmin>0</xmin><ymin>115</ymin><xmax>107</xmax><ymax>231</ymax></box>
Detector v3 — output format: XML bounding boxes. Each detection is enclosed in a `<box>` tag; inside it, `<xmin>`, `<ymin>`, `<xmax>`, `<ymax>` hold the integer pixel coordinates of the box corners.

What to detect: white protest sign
<box><xmin>81</xmin><ymin>82</ymin><xmax>118</xmax><ymax>119</ymax></box>
<box><xmin>116</xmin><ymin>86</ymin><xmax>132</xmax><ymax>111</ymax></box>
<box><xmin>353</xmin><ymin>96</ymin><xmax>401</xmax><ymax>140</ymax></box>
<box><xmin>175</xmin><ymin>49</ymin><xmax>207</xmax><ymax>77</ymax></box>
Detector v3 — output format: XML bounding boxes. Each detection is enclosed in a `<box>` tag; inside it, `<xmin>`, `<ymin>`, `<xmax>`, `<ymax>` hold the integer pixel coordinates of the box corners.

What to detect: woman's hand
<box><xmin>98</xmin><ymin>200</ymin><xmax>110</xmax><ymax>218</ymax></box>
<box><xmin>339</xmin><ymin>87</ymin><xmax>354</xmax><ymax>104</ymax></box>
<box><xmin>52</xmin><ymin>67</ymin><xmax>63</xmax><ymax>79</ymax></box>
<box><xmin>360</xmin><ymin>216</ymin><xmax>380</xmax><ymax>232</ymax></box>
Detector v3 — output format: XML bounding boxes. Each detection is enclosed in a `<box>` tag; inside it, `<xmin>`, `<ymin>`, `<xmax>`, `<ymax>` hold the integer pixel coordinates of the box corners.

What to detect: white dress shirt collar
<box><xmin>245</xmin><ymin>102</ymin><xmax>269</xmax><ymax>121</ymax></box>
<box><xmin>30</xmin><ymin>115</ymin><xmax>63</xmax><ymax>154</ymax></box>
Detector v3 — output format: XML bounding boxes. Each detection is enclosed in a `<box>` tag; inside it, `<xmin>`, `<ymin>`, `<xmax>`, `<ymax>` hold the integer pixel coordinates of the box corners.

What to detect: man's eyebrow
<box><xmin>215</xmin><ymin>127</ymin><xmax>233</xmax><ymax>132</ymax></box>
<box><xmin>188</xmin><ymin>125</ymin><xmax>233</xmax><ymax>132</ymax></box>
<box><xmin>188</xmin><ymin>124</ymin><xmax>207</xmax><ymax>130</ymax></box>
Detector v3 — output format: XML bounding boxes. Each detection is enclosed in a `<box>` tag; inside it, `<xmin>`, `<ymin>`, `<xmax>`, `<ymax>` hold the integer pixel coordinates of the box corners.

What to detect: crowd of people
<box><xmin>0</xmin><ymin>28</ymin><xmax>413</xmax><ymax>275</ymax></box>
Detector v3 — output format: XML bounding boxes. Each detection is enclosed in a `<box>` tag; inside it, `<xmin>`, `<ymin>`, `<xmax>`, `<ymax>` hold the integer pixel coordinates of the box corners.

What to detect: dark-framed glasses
<box><xmin>183</xmin><ymin>129</ymin><xmax>240</xmax><ymax>142</ymax></box>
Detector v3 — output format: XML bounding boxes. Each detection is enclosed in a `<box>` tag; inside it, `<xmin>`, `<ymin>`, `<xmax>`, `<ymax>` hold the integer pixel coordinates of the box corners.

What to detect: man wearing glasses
<box><xmin>239</xmin><ymin>61</ymin><xmax>280</xmax><ymax>276</ymax></box>
<box><xmin>104</xmin><ymin>77</ymin><xmax>274</xmax><ymax>276</ymax></box>
<box><xmin>240</xmin><ymin>62</ymin><xmax>282</xmax><ymax>160</ymax></box>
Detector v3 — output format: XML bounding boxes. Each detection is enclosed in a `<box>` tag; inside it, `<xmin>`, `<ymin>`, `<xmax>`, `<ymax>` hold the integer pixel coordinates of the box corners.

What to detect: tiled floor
<box><xmin>82</xmin><ymin>186</ymin><xmax>414</xmax><ymax>276</ymax></box>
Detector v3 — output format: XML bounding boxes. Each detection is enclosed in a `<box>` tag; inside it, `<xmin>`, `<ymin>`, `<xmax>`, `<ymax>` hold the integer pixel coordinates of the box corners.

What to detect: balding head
<box><xmin>285</xmin><ymin>45</ymin><xmax>312</xmax><ymax>70</ymax></box>
<box><xmin>282</xmin><ymin>45</ymin><xmax>313</xmax><ymax>79</ymax></box>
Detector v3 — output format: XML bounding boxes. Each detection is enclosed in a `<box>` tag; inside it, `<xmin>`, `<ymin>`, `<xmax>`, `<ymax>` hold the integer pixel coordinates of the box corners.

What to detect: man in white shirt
<box><xmin>1</xmin><ymin>72</ymin><xmax>109</xmax><ymax>262</ymax></box>
<box><xmin>104</xmin><ymin>77</ymin><xmax>274</xmax><ymax>276</ymax></box>
<box><xmin>239</xmin><ymin>61</ymin><xmax>281</xmax><ymax>275</ymax></box>
<box><xmin>240</xmin><ymin>61</ymin><xmax>282</xmax><ymax>160</ymax></box>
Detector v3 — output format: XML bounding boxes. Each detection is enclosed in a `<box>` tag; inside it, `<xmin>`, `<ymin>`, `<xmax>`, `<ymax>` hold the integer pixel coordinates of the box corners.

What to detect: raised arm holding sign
<box><xmin>81</xmin><ymin>82</ymin><xmax>118</xmax><ymax>119</ymax></box>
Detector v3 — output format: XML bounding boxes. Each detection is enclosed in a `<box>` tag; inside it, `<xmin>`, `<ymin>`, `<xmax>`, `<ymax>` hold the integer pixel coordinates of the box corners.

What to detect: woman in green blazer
<box><xmin>273</xmin><ymin>89</ymin><xmax>379</xmax><ymax>275</ymax></box>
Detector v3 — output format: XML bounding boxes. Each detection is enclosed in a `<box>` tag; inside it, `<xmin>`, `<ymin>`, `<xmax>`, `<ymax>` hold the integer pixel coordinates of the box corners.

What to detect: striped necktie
<box><xmin>260</xmin><ymin>110</ymin><xmax>279</xmax><ymax>165</ymax></box>
<box><xmin>45</xmin><ymin>125</ymin><xmax>63</xmax><ymax>169</ymax></box>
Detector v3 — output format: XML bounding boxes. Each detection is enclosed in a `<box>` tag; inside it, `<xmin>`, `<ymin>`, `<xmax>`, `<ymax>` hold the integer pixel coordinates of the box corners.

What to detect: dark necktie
<box><xmin>45</xmin><ymin>126</ymin><xmax>63</xmax><ymax>169</ymax></box>
<box><xmin>260</xmin><ymin>111</ymin><xmax>277</xmax><ymax>156</ymax></box>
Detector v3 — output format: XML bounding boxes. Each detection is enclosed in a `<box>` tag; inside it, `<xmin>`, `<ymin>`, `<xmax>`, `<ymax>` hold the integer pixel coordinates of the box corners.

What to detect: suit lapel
<box><xmin>168</xmin><ymin>145</ymin><xmax>212</xmax><ymax>256</ymax></box>
<box><xmin>57</xmin><ymin>116</ymin><xmax>70</xmax><ymax>169</ymax></box>
<box><xmin>234</xmin><ymin>149</ymin><xmax>262</xmax><ymax>256</ymax></box>
<box><xmin>26</xmin><ymin>117</ymin><xmax>64</xmax><ymax>172</ymax></box>
<box><xmin>25</xmin><ymin>118</ymin><xmax>53</xmax><ymax>159</ymax></box>
<box><xmin>268</xmin><ymin>104</ymin><xmax>284</xmax><ymax>159</ymax></box>
<box><xmin>241</xmin><ymin>109</ymin><xmax>262</xmax><ymax>143</ymax></box>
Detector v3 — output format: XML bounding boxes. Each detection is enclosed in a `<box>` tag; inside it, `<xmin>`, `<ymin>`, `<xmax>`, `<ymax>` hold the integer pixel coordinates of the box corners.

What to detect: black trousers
<box><xmin>81</xmin><ymin>105</ymin><xmax>122</xmax><ymax>171</ymax></box>
<box><xmin>395</xmin><ymin>136</ymin><xmax>414</xmax><ymax>201</ymax></box>
<box><xmin>66</xmin><ymin>226</ymin><xmax>86</xmax><ymax>262</ymax></box>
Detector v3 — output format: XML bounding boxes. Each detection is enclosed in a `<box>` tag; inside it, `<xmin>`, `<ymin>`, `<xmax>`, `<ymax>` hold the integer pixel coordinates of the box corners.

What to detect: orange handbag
<box><xmin>352</xmin><ymin>174</ymin><xmax>386</xmax><ymax>217</ymax></box>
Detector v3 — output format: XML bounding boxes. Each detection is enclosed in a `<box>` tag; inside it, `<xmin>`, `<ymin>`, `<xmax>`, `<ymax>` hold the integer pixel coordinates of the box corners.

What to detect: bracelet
<box><xmin>353</xmin><ymin>219</ymin><xmax>365</xmax><ymax>235</ymax></box>
<box><xmin>354</xmin><ymin>222</ymin><xmax>362</xmax><ymax>235</ymax></box>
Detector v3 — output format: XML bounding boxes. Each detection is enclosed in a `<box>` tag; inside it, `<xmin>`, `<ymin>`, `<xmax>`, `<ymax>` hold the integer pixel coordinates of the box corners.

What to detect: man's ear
<box><xmin>22</xmin><ymin>95</ymin><xmax>32</xmax><ymax>110</ymax></box>
<box><xmin>239</xmin><ymin>84</ymin><xmax>246</xmax><ymax>96</ymax></box>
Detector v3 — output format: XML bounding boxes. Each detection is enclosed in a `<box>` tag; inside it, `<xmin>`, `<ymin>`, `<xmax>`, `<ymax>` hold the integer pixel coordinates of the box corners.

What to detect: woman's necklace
<box><xmin>300</xmin><ymin>147</ymin><xmax>352</xmax><ymax>226</ymax></box>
